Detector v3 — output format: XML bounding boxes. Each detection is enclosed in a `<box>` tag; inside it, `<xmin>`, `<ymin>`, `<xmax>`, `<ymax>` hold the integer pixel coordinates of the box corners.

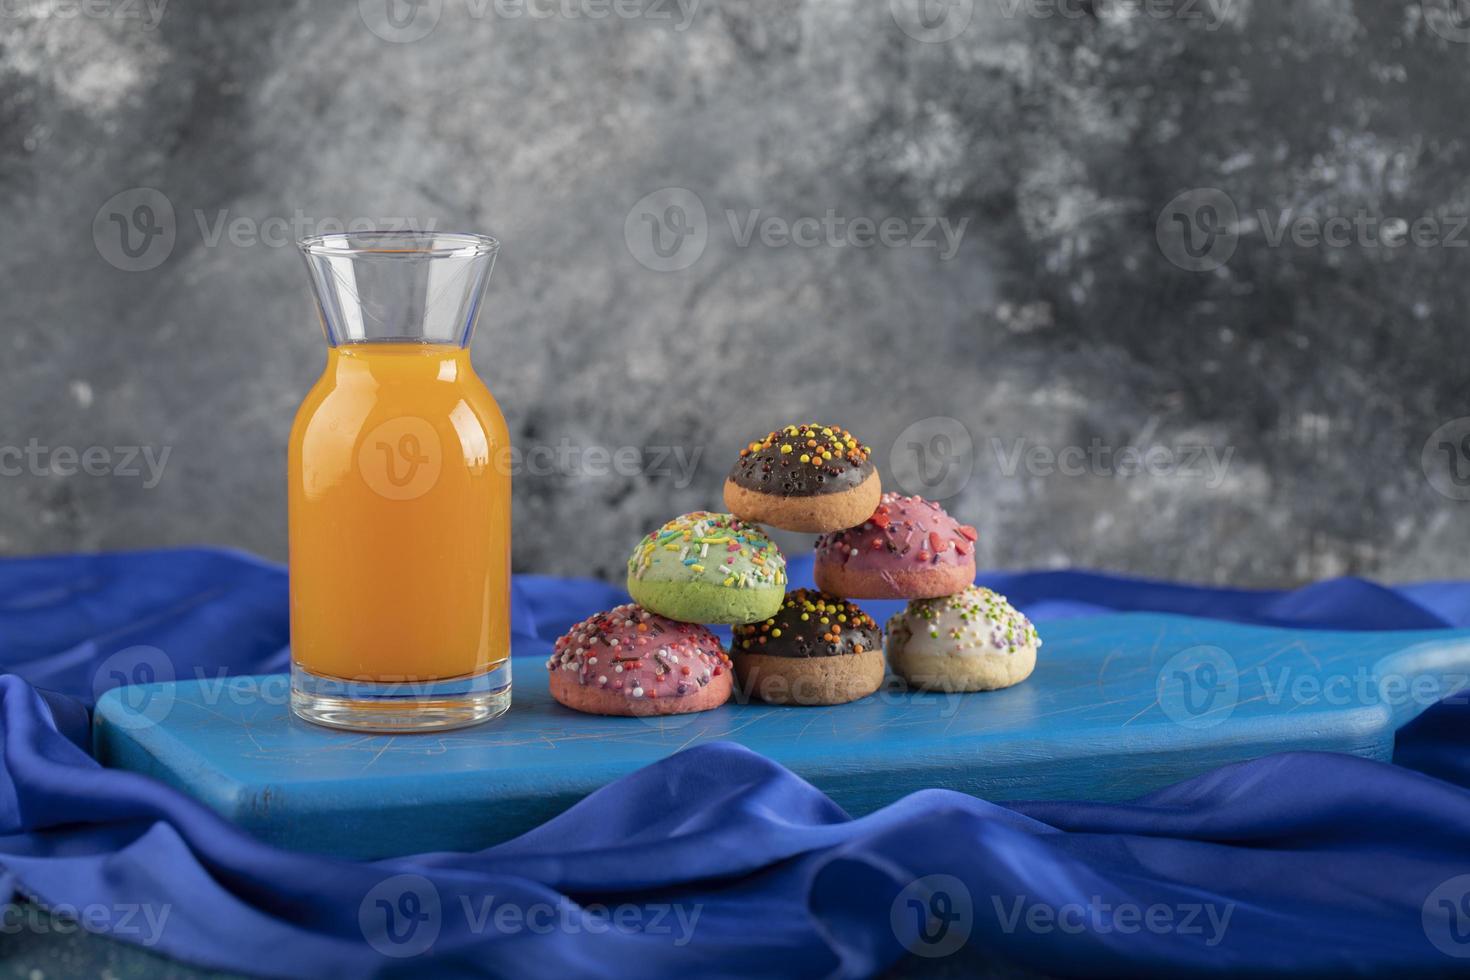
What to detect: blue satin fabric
<box><xmin>2</xmin><ymin>548</ymin><xmax>1469</xmax><ymax>977</ymax></box>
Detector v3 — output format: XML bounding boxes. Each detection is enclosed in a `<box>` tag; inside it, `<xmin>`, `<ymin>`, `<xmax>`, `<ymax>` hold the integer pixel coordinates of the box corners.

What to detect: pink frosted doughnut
<box><xmin>813</xmin><ymin>493</ymin><xmax>977</xmax><ymax>600</ymax></box>
<box><xmin>546</xmin><ymin>603</ymin><xmax>732</xmax><ymax>716</ymax></box>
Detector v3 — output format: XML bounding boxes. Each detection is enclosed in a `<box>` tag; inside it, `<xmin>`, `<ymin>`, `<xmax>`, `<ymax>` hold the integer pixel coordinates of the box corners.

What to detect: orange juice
<box><xmin>288</xmin><ymin>342</ymin><xmax>511</xmax><ymax>683</ymax></box>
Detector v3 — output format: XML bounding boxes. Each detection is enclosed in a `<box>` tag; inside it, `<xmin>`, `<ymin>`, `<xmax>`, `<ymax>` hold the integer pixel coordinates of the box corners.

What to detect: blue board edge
<box><xmin>91</xmin><ymin>613</ymin><xmax>1470</xmax><ymax>858</ymax></box>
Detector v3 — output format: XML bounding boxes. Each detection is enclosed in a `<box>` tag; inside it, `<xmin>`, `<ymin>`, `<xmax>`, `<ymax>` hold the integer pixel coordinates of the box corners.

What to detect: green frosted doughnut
<box><xmin>626</xmin><ymin>512</ymin><xmax>787</xmax><ymax>625</ymax></box>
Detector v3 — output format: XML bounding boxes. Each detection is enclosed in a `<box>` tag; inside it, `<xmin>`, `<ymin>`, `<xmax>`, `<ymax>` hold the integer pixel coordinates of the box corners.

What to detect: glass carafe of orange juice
<box><xmin>290</xmin><ymin>232</ymin><xmax>510</xmax><ymax>732</ymax></box>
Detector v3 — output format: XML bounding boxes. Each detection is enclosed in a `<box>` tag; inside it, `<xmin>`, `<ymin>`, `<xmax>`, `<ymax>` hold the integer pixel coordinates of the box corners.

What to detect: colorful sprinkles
<box><xmin>888</xmin><ymin>586</ymin><xmax>1042</xmax><ymax>655</ymax></box>
<box><xmin>741</xmin><ymin>423</ymin><xmax>871</xmax><ymax>469</ymax></box>
<box><xmin>816</xmin><ymin>493</ymin><xmax>978</xmax><ymax>566</ymax></box>
<box><xmin>728</xmin><ymin>423</ymin><xmax>874</xmax><ymax>495</ymax></box>
<box><xmin>628</xmin><ymin>511</ymin><xmax>786</xmax><ymax>589</ymax></box>
<box><xmin>546</xmin><ymin>602</ymin><xmax>731</xmax><ymax>699</ymax></box>
<box><xmin>733</xmin><ymin>588</ymin><xmax>881</xmax><ymax>659</ymax></box>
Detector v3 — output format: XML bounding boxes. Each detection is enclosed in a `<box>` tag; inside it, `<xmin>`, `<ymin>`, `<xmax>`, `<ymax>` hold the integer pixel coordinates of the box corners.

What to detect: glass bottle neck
<box><xmin>327</xmin><ymin>342</ymin><xmax>474</xmax><ymax>381</ymax></box>
<box><xmin>299</xmin><ymin>232</ymin><xmax>499</xmax><ymax>348</ymax></box>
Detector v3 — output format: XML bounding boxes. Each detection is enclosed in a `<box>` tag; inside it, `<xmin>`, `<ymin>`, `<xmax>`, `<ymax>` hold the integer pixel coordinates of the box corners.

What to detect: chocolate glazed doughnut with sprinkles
<box><xmin>723</xmin><ymin>423</ymin><xmax>882</xmax><ymax>533</ymax></box>
<box><xmin>730</xmin><ymin>588</ymin><xmax>885</xmax><ymax>706</ymax></box>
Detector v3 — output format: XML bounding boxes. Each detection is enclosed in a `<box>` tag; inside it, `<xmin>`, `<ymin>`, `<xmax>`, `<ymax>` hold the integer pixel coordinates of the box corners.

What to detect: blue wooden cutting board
<box><xmin>92</xmin><ymin>613</ymin><xmax>1470</xmax><ymax>859</ymax></box>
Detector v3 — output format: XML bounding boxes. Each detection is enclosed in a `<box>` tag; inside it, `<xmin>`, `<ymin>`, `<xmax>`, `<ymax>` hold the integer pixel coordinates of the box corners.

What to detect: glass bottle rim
<box><xmin>298</xmin><ymin>230</ymin><xmax>500</xmax><ymax>259</ymax></box>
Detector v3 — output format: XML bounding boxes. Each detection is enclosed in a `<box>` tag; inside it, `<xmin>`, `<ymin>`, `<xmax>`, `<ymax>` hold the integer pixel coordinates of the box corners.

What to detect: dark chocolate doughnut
<box><xmin>730</xmin><ymin>588</ymin><xmax>885</xmax><ymax>705</ymax></box>
<box><xmin>723</xmin><ymin>423</ymin><xmax>882</xmax><ymax>533</ymax></box>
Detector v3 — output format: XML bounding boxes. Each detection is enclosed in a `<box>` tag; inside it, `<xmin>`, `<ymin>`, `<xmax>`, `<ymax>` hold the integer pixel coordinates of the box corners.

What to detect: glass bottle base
<box><xmin>290</xmin><ymin>661</ymin><xmax>511</xmax><ymax>733</ymax></box>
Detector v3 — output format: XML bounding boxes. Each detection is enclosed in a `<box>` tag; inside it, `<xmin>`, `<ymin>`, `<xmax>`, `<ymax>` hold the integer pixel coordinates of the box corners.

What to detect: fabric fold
<box><xmin>1</xmin><ymin>548</ymin><xmax>1468</xmax><ymax>977</ymax></box>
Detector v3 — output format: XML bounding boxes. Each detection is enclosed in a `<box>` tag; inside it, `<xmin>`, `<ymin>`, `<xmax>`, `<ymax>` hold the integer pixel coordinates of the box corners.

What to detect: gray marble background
<box><xmin>4</xmin><ymin>0</ymin><xmax>1470</xmax><ymax>586</ymax></box>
